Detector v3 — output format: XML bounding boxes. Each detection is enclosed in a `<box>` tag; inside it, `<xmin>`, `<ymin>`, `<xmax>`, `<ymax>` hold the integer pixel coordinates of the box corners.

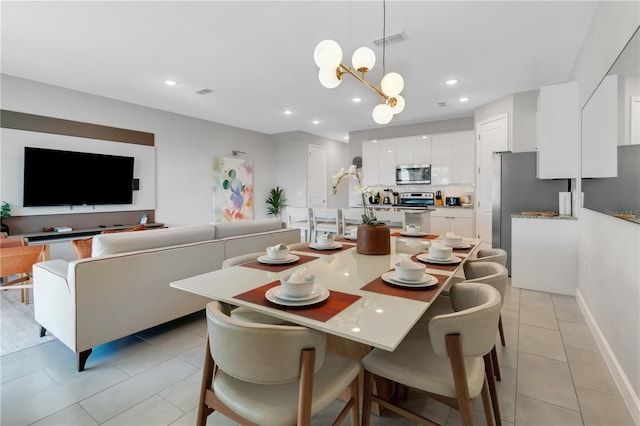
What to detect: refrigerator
<box><xmin>492</xmin><ymin>152</ymin><xmax>569</xmax><ymax>271</ymax></box>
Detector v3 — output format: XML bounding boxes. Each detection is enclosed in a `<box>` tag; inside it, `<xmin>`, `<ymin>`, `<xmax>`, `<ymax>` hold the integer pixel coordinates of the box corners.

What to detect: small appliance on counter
<box><xmin>397</xmin><ymin>192</ymin><xmax>435</xmax><ymax>208</ymax></box>
<box><xmin>462</xmin><ymin>192</ymin><xmax>474</xmax><ymax>207</ymax></box>
<box><xmin>435</xmin><ymin>190</ymin><xmax>443</xmax><ymax>206</ymax></box>
<box><xmin>445</xmin><ymin>197</ymin><xmax>461</xmax><ymax>206</ymax></box>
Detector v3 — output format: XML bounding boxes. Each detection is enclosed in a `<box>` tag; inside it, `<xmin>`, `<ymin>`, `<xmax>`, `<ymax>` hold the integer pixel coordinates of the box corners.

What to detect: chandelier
<box><xmin>313</xmin><ymin>3</ymin><xmax>405</xmax><ymax>125</ymax></box>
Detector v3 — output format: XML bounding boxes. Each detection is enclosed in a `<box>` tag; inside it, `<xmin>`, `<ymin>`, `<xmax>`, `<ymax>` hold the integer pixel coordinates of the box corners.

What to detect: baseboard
<box><xmin>576</xmin><ymin>289</ymin><xmax>640</xmax><ymax>425</ymax></box>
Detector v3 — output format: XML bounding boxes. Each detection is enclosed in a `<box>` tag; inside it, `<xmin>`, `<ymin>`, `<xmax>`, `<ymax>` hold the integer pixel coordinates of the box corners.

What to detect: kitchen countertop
<box><xmin>511</xmin><ymin>214</ymin><xmax>577</xmax><ymax>220</ymax></box>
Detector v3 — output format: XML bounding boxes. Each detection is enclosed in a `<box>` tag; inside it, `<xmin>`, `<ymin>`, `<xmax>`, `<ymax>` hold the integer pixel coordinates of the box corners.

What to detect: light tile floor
<box><xmin>1</xmin><ymin>281</ymin><xmax>635</xmax><ymax>425</ymax></box>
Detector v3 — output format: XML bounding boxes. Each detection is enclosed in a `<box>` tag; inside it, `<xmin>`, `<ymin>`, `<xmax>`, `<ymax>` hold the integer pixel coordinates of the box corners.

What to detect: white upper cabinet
<box><xmin>431</xmin><ymin>131</ymin><xmax>474</xmax><ymax>185</ymax></box>
<box><xmin>582</xmin><ymin>74</ymin><xmax>618</xmax><ymax>178</ymax></box>
<box><xmin>396</xmin><ymin>135</ymin><xmax>432</xmax><ymax>165</ymax></box>
<box><xmin>362</xmin><ymin>139</ymin><xmax>396</xmax><ymax>186</ymax></box>
<box><xmin>536</xmin><ymin>81</ymin><xmax>580</xmax><ymax>179</ymax></box>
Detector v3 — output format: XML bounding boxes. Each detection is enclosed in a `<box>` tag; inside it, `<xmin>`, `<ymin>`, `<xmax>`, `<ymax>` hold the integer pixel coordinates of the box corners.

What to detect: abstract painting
<box><xmin>213</xmin><ymin>156</ymin><xmax>253</xmax><ymax>222</ymax></box>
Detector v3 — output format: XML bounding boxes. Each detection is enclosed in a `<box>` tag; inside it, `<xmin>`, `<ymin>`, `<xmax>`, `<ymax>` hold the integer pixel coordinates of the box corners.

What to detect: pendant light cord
<box><xmin>382</xmin><ymin>0</ymin><xmax>386</xmax><ymax>77</ymax></box>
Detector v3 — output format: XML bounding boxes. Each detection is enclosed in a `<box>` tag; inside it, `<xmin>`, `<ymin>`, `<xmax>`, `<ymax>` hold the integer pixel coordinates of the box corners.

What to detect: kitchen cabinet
<box><xmin>396</xmin><ymin>135</ymin><xmax>431</xmax><ymax>165</ymax></box>
<box><xmin>511</xmin><ymin>217</ymin><xmax>577</xmax><ymax>295</ymax></box>
<box><xmin>536</xmin><ymin>81</ymin><xmax>579</xmax><ymax>179</ymax></box>
<box><xmin>430</xmin><ymin>208</ymin><xmax>473</xmax><ymax>237</ymax></box>
<box><xmin>362</xmin><ymin>140</ymin><xmax>396</xmax><ymax>186</ymax></box>
<box><xmin>431</xmin><ymin>131</ymin><xmax>474</xmax><ymax>185</ymax></box>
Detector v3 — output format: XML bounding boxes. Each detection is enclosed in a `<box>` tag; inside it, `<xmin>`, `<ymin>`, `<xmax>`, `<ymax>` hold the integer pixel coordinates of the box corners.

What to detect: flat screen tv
<box><xmin>23</xmin><ymin>146</ymin><xmax>135</xmax><ymax>206</ymax></box>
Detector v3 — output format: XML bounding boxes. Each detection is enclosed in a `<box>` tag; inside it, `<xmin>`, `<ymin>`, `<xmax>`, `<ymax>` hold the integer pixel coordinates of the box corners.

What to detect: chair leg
<box><xmin>349</xmin><ymin>374</ymin><xmax>360</xmax><ymax>426</ymax></box>
<box><xmin>484</xmin><ymin>353</ymin><xmax>501</xmax><ymax>426</ymax></box>
<box><xmin>297</xmin><ymin>348</ymin><xmax>315</xmax><ymax>426</ymax></box>
<box><xmin>480</xmin><ymin>377</ymin><xmax>495</xmax><ymax>426</ymax></box>
<box><xmin>491</xmin><ymin>345</ymin><xmax>501</xmax><ymax>381</ymax></box>
<box><xmin>498</xmin><ymin>314</ymin><xmax>506</xmax><ymax>346</ymax></box>
<box><xmin>446</xmin><ymin>334</ymin><xmax>473</xmax><ymax>426</ymax></box>
<box><xmin>362</xmin><ymin>370</ymin><xmax>374</xmax><ymax>426</ymax></box>
<box><xmin>197</xmin><ymin>336</ymin><xmax>215</xmax><ymax>426</ymax></box>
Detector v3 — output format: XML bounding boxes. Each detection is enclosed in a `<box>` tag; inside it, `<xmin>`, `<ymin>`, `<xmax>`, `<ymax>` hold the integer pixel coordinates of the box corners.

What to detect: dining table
<box><xmin>170</xmin><ymin>234</ymin><xmax>482</xmax><ymax>352</ymax></box>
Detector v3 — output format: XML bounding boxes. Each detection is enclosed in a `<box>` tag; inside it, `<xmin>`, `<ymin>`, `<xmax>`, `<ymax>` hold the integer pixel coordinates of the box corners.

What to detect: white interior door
<box><xmin>476</xmin><ymin>114</ymin><xmax>508</xmax><ymax>244</ymax></box>
<box><xmin>308</xmin><ymin>144</ymin><xmax>327</xmax><ymax>208</ymax></box>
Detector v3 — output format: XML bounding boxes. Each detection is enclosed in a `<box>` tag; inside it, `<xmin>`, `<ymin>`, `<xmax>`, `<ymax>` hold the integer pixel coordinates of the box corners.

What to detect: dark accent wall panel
<box><xmin>1</xmin><ymin>110</ymin><xmax>154</xmax><ymax>146</ymax></box>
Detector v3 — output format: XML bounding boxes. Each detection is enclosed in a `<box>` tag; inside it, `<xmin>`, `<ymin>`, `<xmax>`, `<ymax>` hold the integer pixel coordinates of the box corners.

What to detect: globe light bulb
<box><xmin>381</xmin><ymin>72</ymin><xmax>404</xmax><ymax>96</ymax></box>
<box><xmin>390</xmin><ymin>95</ymin><xmax>405</xmax><ymax>114</ymax></box>
<box><xmin>372</xmin><ymin>103</ymin><xmax>393</xmax><ymax>125</ymax></box>
<box><xmin>352</xmin><ymin>47</ymin><xmax>376</xmax><ymax>72</ymax></box>
<box><xmin>314</xmin><ymin>40</ymin><xmax>343</xmax><ymax>69</ymax></box>
<box><xmin>318</xmin><ymin>68</ymin><xmax>342</xmax><ymax>89</ymax></box>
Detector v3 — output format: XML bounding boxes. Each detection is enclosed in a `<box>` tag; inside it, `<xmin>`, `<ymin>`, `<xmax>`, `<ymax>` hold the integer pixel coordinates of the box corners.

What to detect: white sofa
<box><xmin>33</xmin><ymin>219</ymin><xmax>300</xmax><ymax>371</ymax></box>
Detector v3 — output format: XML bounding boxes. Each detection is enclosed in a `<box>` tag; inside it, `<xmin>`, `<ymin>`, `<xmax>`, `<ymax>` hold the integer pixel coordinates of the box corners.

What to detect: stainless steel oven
<box><xmin>397</xmin><ymin>192</ymin><xmax>435</xmax><ymax>207</ymax></box>
<box><xmin>395</xmin><ymin>164</ymin><xmax>431</xmax><ymax>185</ymax></box>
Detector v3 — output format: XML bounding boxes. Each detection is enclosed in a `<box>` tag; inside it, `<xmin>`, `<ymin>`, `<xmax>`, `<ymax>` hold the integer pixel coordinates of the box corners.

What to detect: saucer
<box><xmin>271</xmin><ymin>284</ymin><xmax>324</xmax><ymax>301</ymax></box>
<box><xmin>265</xmin><ymin>285</ymin><xmax>330</xmax><ymax>306</ymax></box>
<box><xmin>381</xmin><ymin>271</ymin><xmax>438</xmax><ymax>288</ymax></box>
<box><xmin>400</xmin><ymin>231</ymin><xmax>427</xmax><ymax>237</ymax></box>
<box><xmin>257</xmin><ymin>254</ymin><xmax>300</xmax><ymax>264</ymax></box>
<box><xmin>416</xmin><ymin>253</ymin><xmax>462</xmax><ymax>265</ymax></box>
<box><xmin>309</xmin><ymin>242</ymin><xmax>343</xmax><ymax>250</ymax></box>
<box><xmin>442</xmin><ymin>242</ymin><xmax>471</xmax><ymax>249</ymax></box>
<box><xmin>345</xmin><ymin>235</ymin><xmax>357</xmax><ymax>240</ymax></box>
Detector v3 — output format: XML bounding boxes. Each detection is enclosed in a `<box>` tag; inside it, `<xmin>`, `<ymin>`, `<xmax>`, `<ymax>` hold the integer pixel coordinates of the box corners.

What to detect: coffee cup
<box><xmin>444</xmin><ymin>232</ymin><xmax>463</xmax><ymax>247</ymax></box>
<box><xmin>316</xmin><ymin>233</ymin><xmax>335</xmax><ymax>247</ymax></box>
<box><xmin>430</xmin><ymin>243</ymin><xmax>453</xmax><ymax>260</ymax></box>
<box><xmin>405</xmin><ymin>224</ymin><xmax>421</xmax><ymax>234</ymax></box>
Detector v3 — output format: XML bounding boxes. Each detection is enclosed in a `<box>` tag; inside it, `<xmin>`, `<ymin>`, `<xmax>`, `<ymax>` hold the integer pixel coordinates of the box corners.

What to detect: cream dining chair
<box><xmin>286</xmin><ymin>207</ymin><xmax>313</xmax><ymax>242</ymax></box>
<box><xmin>197</xmin><ymin>301</ymin><xmax>360</xmax><ymax>426</ymax></box>
<box><xmin>361</xmin><ymin>282</ymin><xmax>501</xmax><ymax>426</ymax></box>
<box><xmin>341</xmin><ymin>208</ymin><xmax>363</xmax><ymax>235</ymax></box>
<box><xmin>312</xmin><ymin>208</ymin><xmax>340</xmax><ymax>241</ymax></box>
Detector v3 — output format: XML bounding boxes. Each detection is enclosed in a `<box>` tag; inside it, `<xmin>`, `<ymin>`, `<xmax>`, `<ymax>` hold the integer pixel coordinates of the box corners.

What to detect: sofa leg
<box><xmin>40</xmin><ymin>326</ymin><xmax>47</xmax><ymax>337</ymax></box>
<box><xmin>77</xmin><ymin>349</ymin><xmax>93</xmax><ymax>372</ymax></box>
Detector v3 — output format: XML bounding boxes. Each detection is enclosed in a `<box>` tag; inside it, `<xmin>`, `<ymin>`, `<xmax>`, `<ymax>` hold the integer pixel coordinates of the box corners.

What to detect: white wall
<box><xmin>570</xmin><ymin>1</ymin><xmax>640</xmax><ymax>421</ymax></box>
<box><xmin>1</xmin><ymin>74</ymin><xmax>278</xmax><ymax>226</ymax></box>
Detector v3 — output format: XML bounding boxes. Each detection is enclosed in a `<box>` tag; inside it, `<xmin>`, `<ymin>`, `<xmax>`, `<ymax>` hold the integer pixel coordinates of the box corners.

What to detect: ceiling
<box><xmin>1</xmin><ymin>1</ymin><xmax>598</xmax><ymax>142</ymax></box>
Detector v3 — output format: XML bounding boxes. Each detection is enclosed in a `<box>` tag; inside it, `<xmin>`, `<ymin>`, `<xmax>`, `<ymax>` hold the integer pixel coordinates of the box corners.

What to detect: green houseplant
<box><xmin>266</xmin><ymin>186</ymin><xmax>287</xmax><ymax>218</ymax></box>
<box><xmin>1</xmin><ymin>201</ymin><xmax>11</xmax><ymax>235</ymax></box>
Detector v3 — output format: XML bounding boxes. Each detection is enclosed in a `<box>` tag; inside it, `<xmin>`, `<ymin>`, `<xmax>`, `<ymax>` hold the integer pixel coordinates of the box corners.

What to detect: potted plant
<box><xmin>332</xmin><ymin>166</ymin><xmax>390</xmax><ymax>255</ymax></box>
<box><xmin>266</xmin><ymin>186</ymin><xmax>287</xmax><ymax>220</ymax></box>
<box><xmin>1</xmin><ymin>201</ymin><xmax>11</xmax><ymax>235</ymax></box>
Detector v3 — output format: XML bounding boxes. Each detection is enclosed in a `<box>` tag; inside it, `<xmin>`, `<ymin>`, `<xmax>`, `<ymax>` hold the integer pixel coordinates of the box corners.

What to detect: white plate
<box><xmin>442</xmin><ymin>242</ymin><xmax>471</xmax><ymax>249</ymax></box>
<box><xmin>416</xmin><ymin>253</ymin><xmax>462</xmax><ymax>265</ymax></box>
<box><xmin>309</xmin><ymin>242</ymin><xmax>343</xmax><ymax>250</ymax></box>
<box><xmin>257</xmin><ymin>254</ymin><xmax>300</xmax><ymax>264</ymax></box>
<box><xmin>265</xmin><ymin>285</ymin><xmax>330</xmax><ymax>306</ymax></box>
<box><xmin>344</xmin><ymin>235</ymin><xmax>357</xmax><ymax>240</ymax></box>
<box><xmin>400</xmin><ymin>231</ymin><xmax>427</xmax><ymax>237</ymax></box>
<box><xmin>381</xmin><ymin>271</ymin><xmax>438</xmax><ymax>288</ymax></box>
<box><xmin>271</xmin><ymin>284</ymin><xmax>325</xmax><ymax>301</ymax></box>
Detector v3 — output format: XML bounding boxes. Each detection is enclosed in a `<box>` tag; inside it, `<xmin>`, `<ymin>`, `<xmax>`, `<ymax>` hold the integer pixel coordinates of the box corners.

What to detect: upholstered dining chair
<box><xmin>286</xmin><ymin>207</ymin><xmax>313</xmax><ymax>242</ymax></box>
<box><xmin>361</xmin><ymin>282</ymin><xmax>501</xmax><ymax>426</ymax></box>
<box><xmin>197</xmin><ymin>301</ymin><xmax>361</xmax><ymax>426</ymax></box>
<box><xmin>312</xmin><ymin>208</ymin><xmax>340</xmax><ymax>241</ymax></box>
<box><xmin>0</xmin><ymin>242</ymin><xmax>49</xmax><ymax>304</ymax></box>
<box><xmin>468</xmin><ymin>248</ymin><xmax>508</xmax><ymax>268</ymax></box>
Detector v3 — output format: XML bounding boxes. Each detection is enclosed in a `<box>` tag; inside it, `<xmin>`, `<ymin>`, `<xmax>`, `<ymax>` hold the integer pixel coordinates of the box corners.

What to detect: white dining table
<box><xmin>170</xmin><ymin>236</ymin><xmax>481</xmax><ymax>352</ymax></box>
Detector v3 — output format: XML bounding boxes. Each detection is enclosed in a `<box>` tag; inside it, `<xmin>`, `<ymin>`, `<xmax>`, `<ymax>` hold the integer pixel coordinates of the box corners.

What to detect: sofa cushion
<box><xmin>92</xmin><ymin>224</ymin><xmax>216</xmax><ymax>257</ymax></box>
<box><xmin>71</xmin><ymin>238</ymin><xmax>93</xmax><ymax>259</ymax></box>
<box><xmin>214</xmin><ymin>218</ymin><xmax>282</xmax><ymax>239</ymax></box>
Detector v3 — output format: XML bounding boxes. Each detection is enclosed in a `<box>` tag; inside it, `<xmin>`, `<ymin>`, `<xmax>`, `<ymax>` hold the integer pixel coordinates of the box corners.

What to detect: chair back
<box><xmin>341</xmin><ymin>208</ymin><xmax>363</xmax><ymax>232</ymax></box>
<box><xmin>429</xmin><ymin>282</ymin><xmax>501</xmax><ymax>359</ymax></box>
<box><xmin>287</xmin><ymin>207</ymin><xmax>311</xmax><ymax>226</ymax></box>
<box><xmin>461</xmin><ymin>261</ymin><xmax>508</xmax><ymax>305</ymax></box>
<box><xmin>474</xmin><ymin>248</ymin><xmax>507</xmax><ymax>267</ymax></box>
<box><xmin>0</xmin><ymin>244</ymin><xmax>49</xmax><ymax>277</ymax></box>
<box><xmin>313</xmin><ymin>208</ymin><xmax>340</xmax><ymax>234</ymax></box>
<box><xmin>206</xmin><ymin>301</ymin><xmax>326</xmax><ymax>384</ymax></box>
<box><xmin>222</xmin><ymin>252</ymin><xmax>263</xmax><ymax>268</ymax></box>
<box><xmin>0</xmin><ymin>237</ymin><xmax>28</xmax><ymax>248</ymax></box>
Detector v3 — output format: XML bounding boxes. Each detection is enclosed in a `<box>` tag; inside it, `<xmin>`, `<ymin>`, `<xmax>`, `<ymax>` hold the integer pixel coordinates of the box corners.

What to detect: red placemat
<box><xmin>335</xmin><ymin>237</ymin><xmax>357</xmax><ymax>245</ymax></box>
<box><xmin>240</xmin><ymin>254</ymin><xmax>318</xmax><ymax>272</ymax></box>
<box><xmin>411</xmin><ymin>253</ymin><xmax>460</xmax><ymax>272</ymax></box>
<box><xmin>295</xmin><ymin>244</ymin><xmax>355</xmax><ymax>255</ymax></box>
<box><xmin>233</xmin><ymin>281</ymin><xmax>361</xmax><ymax>322</ymax></box>
<box><xmin>360</xmin><ymin>270</ymin><xmax>449</xmax><ymax>302</ymax></box>
<box><xmin>390</xmin><ymin>232</ymin><xmax>439</xmax><ymax>239</ymax></box>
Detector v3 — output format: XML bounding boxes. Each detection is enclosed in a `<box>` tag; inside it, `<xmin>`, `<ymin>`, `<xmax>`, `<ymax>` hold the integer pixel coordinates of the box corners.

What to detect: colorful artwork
<box><xmin>213</xmin><ymin>157</ymin><xmax>254</xmax><ymax>222</ymax></box>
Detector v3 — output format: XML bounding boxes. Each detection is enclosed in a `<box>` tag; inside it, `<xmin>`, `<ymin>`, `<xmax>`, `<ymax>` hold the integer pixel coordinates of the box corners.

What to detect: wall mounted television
<box><xmin>23</xmin><ymin>147</ymin><xmax>135</xmax><ymax>207</ymax></box>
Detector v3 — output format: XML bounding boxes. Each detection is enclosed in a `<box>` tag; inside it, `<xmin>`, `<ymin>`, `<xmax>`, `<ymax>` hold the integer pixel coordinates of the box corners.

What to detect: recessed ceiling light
<box><xmin>164</xmin><ymin>80</ymin><xmax>177</xmax><ymax>86</ymax></box>
<box><xmin>459</xmin><ymin>97</ymin><xmax>470</xmax><ymax>102</ymax></box>
<box><xmin>352</xmin><ymin>97</ymin><xmax>363</xmax><ymax>103</ymax></box>
<box><xmin>343</xmin><ymin>136</ymin><xmax>349</xmax><ymax>140</ymax></box>
<box><xmin>284</xmin><ymin>109</ymin><xmax>292</xmax><ymax>115</ymax></box>
<box><xmin>312</xmin><ymin>120</ymin><xmax>320</xmax><ymax>125</ymax></box>
<box><xmin>421</xmin><ymin>135</ymin><xmax>428</xmax><ymax>139</ymax></box>
<box><xmin>445</xmin><ymin>79</ymin><xmax>459</xmax><ymax>86</ymax></box>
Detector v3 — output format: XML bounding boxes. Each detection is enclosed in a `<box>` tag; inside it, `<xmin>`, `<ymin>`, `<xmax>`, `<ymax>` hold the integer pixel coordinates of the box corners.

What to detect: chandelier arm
<box><xmin>339</xmin><ymin>64</ymin><xmax>389</xmax><ymax>102</ymax></box>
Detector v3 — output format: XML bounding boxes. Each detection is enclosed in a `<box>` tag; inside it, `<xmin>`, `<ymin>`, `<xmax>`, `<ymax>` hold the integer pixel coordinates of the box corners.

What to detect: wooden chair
<box><xmin>286</xmin><ymin>207</ymin><xmax>313</xmax><ymax>242</ymax></box>
<box><xmin>362</xmin><ymin>282</ymin><xmax>501</xmax><ymax>426</ymax></box>
<box><xmin>197</xmin><ymin>301</ymin><xmax>360</xmax><ymax>426</ymax></box>
<box><xmin>0</xmin><ymin>242</ymin><xmax>50</xmax><ymax>304</ymax></box>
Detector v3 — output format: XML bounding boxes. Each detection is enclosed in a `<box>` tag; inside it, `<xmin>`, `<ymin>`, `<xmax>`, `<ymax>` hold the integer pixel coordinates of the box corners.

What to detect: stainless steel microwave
<box><xmin>396</xmin><ymin>164</ymin><xmax>431</xmax><ymax>185</ymax></box>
